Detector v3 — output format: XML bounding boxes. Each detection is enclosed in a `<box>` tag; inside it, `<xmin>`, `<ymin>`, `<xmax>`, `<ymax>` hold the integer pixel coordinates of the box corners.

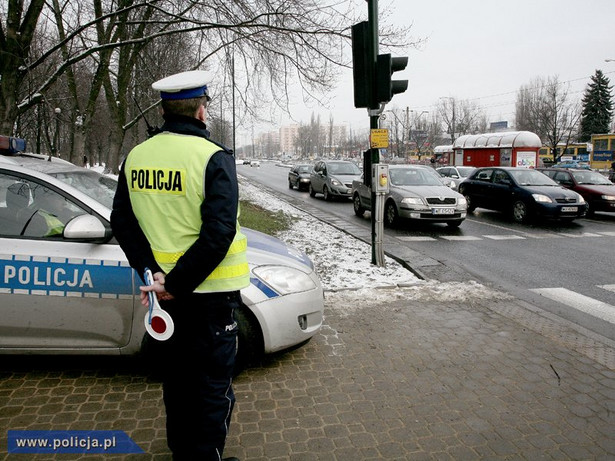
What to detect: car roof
<box><xmin>538</xmin><ymin>167</ymin><xmax>587</xmax><ymax>172</ymax></box>
<box><xmin>0</xmin><ymin>152</ymin><xmax>81</xmax><ymax>174</ymax></box>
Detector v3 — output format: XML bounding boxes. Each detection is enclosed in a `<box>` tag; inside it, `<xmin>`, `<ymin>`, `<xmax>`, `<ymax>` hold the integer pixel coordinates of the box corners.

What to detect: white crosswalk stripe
<box><xmin>397</xmin><ymin>232</ymin><xmax>615</xmax><ymax>242</ymax></box>
<box><xmin>483</xmin><ymin>235</ymin><xmax>526</xmax><ymax>240</ymax></box>
<box><xmin>440</xmin><ymin>236</ymin><xmax>482</xmax><ymax>241</ymax></box>
<box><xmin>598</xmin><ymin>284</ymin><xmax>615</xmax><ymax>293</ymax></box>
<box><xmin>529</xmin><ymin>287</ymin><xmax>615</xmax><ymax>325</ymax></box>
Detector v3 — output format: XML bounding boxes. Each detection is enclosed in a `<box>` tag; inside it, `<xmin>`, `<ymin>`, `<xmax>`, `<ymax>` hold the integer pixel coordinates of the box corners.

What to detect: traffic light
<box><xmin>376</xmin><ymin>53</ymin><xmax>408</xmax><ymax>103</ymax></box>
<box><xmin>351</xmin><ymin>21</ymin><xmax>373</xmax><ymax>109</ymax></box>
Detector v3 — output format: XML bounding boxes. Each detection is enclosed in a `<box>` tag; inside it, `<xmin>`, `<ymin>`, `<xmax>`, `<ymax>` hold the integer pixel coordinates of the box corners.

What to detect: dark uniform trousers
<box><xmin>149</xmin><ymin>290</ymin><xmax>241</xmax><ymax>461</ymax></box>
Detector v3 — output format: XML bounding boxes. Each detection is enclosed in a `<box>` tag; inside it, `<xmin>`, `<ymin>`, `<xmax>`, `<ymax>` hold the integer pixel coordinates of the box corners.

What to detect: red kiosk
<box><xmin>452</xmin><ymin>131</ymin><xmax>541</xmax><ymax>168</ymax></box>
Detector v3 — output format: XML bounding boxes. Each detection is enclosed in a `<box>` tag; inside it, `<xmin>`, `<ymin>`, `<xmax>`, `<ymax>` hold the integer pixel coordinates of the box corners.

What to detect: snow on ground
<box><xmin>239</xmin><ymin>178</ymin><xmax>512</xmax><ymax>310</ymax></box>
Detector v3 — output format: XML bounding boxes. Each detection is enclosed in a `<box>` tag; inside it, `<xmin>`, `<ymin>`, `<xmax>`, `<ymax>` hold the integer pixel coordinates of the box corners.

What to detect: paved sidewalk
<box><xmin>1</xmin><ymin>294</ymin><xmax>614</xmax><ymax>460</ymax></box>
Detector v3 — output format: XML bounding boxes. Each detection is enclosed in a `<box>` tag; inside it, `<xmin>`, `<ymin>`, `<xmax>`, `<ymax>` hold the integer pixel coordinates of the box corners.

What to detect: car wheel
<box><xmin>235</xmin><ymin>305</ymin><xmax>264</xmax><ymax>374</ymax></box>
<box><xmin>323</xmin><ymin>186</ymin><xmax>332</xmax><ymax>201</ymax></box>
<box><xmin>512</xmin><ymin>200</ymin><xmax>529</xmax><ymax>223</ymax></box>
<box><xmin>309</xmin><ymin>184</ymin><xmax>316</xmax><ymax>197</ymax></box>
<box><xmin>585</xmin><ymin>203</ymin><xmax>594</xmax><ymax>216</ymax></box>
<box><xmin>447</xmin><ymin>220</ymin><xmax>463</xmax><ymax>228</ymax></box>
<box><xmin>459</xmin><ymin>186</ymin><xmax>476</xmax><ymax>213</ymax></box>
<box><xmin>353</xmin><ymin>193</ymin><xmax>365</xmax><ymax>217</ymax></box>
<box><xmin>384</xmin><ymin>200</ymin><xmax>398</xmax><ymax>227</ymax></box>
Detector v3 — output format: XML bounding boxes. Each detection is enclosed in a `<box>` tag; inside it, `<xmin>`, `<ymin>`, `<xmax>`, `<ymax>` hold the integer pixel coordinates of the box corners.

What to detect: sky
<box><xmin>257</xmin><ymin>0</ymin><xmax>615</xmax><ymax>141</ymax></box>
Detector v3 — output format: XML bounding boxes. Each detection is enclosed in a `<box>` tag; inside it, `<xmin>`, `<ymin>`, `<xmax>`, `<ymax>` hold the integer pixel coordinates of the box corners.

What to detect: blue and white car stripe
<box><xmin>0</xmin><ymin>254</ymin><xmax>133</xmax><ymax>299</ymax></box>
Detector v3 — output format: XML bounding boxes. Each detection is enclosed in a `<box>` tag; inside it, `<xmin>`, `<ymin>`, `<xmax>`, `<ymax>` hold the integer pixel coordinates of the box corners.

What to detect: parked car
<box><xmin>436</xmin><ymin>166</ymin><xmax>476</xmax><ymax>189</ymax></box>
<box><xmin>352</xmin><ymin>165</ymin><xmax>467</xmax><ymax>227</ymax></box>
<box><xmin>537</xmin><ymin>168</ymin><xmax>615</xmax><ymax>215</ymax></box>
<box><xmin>309</xmin><ymin>160</ymin><xmax>362</xmax><ymax>200</ymax></box>
<box><xmin>458</xmin><ymin>167</ymin><xmax>587</xmax><ymax>223</ymax></box>
<box><xmin>0</xmin><ymin>152</ymin><xmax>323</xmax><ymax>367</ymax></box>
<box><xmin>288</xmin><ymin>164</ymin><xmax>312</xmax><ymax>191</ymax></box>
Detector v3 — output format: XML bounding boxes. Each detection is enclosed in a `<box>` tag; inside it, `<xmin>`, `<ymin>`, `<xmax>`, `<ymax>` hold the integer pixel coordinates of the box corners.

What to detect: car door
<box><xmin>311</xmin><ymin>162</ymin><xmax>324</xmax><ymax>192</ymax></box>
<box><xmin>0</xmin><ymin>170</ymin><xmax>137</xmax><ymax>352</ymax></box>
<box><xmin>489</xmin><ymin>169</ymin><xmax>515</xmax><ymax>211</ymax></box>
<box><xmin>469</xmin><ymin>169</ymin><xmax>494</xmax><ymax>209</ymax></box>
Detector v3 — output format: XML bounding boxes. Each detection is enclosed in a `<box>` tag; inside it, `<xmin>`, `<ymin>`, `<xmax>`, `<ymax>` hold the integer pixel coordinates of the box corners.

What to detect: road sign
<box><xmin>370</xmin><ymin>129</ymin><xmax>389</xmax><ymax>148</ymax></box>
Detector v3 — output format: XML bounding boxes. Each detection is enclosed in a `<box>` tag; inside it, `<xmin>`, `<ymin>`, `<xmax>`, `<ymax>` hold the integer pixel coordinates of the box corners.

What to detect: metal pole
<box><xmin>367</xmin><ymin>0</ymin><xmax>385</xmax><ymax>266</ymax></box>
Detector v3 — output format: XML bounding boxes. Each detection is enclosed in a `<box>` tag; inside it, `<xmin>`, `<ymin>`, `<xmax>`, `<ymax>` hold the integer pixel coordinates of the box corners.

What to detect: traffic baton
<box><xmin>143</xmin><ymin>268</ymin><xmax>174</xmax><ymax>341</ymax></box>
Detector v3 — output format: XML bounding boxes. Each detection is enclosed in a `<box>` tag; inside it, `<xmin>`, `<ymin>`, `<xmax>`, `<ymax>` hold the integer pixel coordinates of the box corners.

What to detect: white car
<box><xmin>0</xmin><ymin>151</ymin><xmax>323</xmax><ymax>367</ymax></box>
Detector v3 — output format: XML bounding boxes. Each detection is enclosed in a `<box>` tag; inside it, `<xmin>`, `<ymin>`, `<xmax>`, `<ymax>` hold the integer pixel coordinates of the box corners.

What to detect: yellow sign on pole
<box><xmin>370</xmin><ymin>129</ymin><xmax>389</xmax><ymax>149</ymax></box>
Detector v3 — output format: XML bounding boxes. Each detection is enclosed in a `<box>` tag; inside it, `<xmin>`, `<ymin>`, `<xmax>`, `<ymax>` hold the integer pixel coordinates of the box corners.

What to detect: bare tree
<box><xmin>437</xmin><ymin>97</ymin><xmax>486</xmax><ymax>144</ymax></box>
<box><xmin>515</xmin><ymin>76</ymin><xmax>581</xmax><ymax>162</ymax></box>
<box><xmin>2</xmin><ymin>0</ymin><xmax>415</xmax><ymax>172</ymax></box>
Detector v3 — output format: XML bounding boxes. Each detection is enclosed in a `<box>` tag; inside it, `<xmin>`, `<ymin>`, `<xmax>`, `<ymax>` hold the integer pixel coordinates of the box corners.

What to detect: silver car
<box><xmin>309</xmin><ymin>160</ymin><xmax>362</xmax><ymax>200</ymax></box>
<box><xmin>436</xmin><ymin>166</ymin><xmax>476</xmax><ymax>189</ymax></box>
<box><xmin>0</xmin><ymin>152</ymin><xmax>323</xmax><ymax>366</ymax></box>
<box><xmin>352</xmin><ymin>165</ymin><xmax>468</xmax><ymax>227</ymax></box>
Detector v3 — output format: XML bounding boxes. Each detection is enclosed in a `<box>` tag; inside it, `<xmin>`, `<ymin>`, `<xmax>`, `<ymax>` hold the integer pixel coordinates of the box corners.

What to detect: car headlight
<box><xmin>401</xmin><ymin>197</ymin><xmax>424</xmax><ymax>205</ymax></box>
<box><xmin>457</xmin><ymin>196</ymin><xmax>467</xmax><ymax>206</ymax></box>
<box><xmin>252</xmin><ymin>265</ymin><xmax>317</xmax><ymax>295</ymax></box>
<box><xmin>601</xmin><ymin>194</ymin><xmax>615</xmax><ymax>201</ymax></box>
<box><xmin>576</xmin><ymin>194</ymin><xmax>585</xmax><ymax>204</ymax></box>
<box><xmin>532</xmin><ymin>194</ymin><xmax>552</xmax><ymax>203</ymax></box>
<box><xmin>330</xmin><ymin>179</ymin><xmax>341</xmax><ymax>186</ymax></box>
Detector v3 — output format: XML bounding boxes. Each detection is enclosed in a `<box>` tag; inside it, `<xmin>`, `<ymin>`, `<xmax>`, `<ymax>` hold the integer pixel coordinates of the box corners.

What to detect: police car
<box><xmin>0</xmin><ymin>144</ymin><xmax>324</xmax><ymax>365</ymax></box>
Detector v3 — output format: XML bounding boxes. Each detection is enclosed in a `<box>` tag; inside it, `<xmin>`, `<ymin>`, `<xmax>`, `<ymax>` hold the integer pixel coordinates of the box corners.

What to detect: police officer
<box><xmin>111</xmin><ymin>70</ymin><xmax>247</xmax><ymax>461</ymax></box>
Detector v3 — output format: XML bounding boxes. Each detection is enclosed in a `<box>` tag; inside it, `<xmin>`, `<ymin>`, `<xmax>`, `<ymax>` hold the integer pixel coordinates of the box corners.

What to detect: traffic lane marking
<box><xmin>529</xmin><ymin>287</ymin><xmax>615</xmax><ymax>325</ymax></box>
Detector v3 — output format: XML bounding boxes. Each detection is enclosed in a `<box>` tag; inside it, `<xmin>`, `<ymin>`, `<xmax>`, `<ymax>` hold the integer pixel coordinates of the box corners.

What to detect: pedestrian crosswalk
<box><xmin>529</xmin><ymin>286</ymin><xmax>615</xmax><ymax>325</ymax></box>
<box><xmin>397</xmin><ymin>231</ymin><xmax>615</xmax><ymax>242</ymax></box>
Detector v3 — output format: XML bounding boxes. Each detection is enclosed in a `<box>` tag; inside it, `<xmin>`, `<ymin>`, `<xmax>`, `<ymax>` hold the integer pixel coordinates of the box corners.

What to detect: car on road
<box><xmin>537</xmin><ymin>168</ymin><xmax>615</xmax><ymax>215</ymax></box>
<box><xmin>288</xmin><ymin>164</ymin><xmax>312</xmax><ymax>191</ymax></box>
<box><xmin>0</xmin><ymin>152</ymin><xmax>324</xmax><ymax>366</ymax></box>
<box><xmin>352</xmin><ymin>165</ymin><xmax>467</xmax><ymax>227</ymax></box>
<box><xmin>436</xmin><ymin>166</ymin><xmax>476</xmax><ymax>189</ymax></box>
<box><xmin>458</xmin><ymin>167</ymin><xmax>587</xmax><ymax>223</ymax></box>
<box><xmin>309</xmin><ymin>160</ymin><xmax>362</xmax><ymax>200</ymax></box>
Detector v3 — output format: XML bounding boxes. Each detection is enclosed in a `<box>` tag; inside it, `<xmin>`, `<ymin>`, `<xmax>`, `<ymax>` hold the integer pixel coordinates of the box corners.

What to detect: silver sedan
<box><xmin>352</xmin><ymin>165</ymin><xmax>468</xmax><ymax>227</ymax></box>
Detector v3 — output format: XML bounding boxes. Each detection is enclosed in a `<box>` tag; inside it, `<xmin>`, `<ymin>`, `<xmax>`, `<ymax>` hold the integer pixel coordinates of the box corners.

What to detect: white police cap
<box><xmin>152</xmin><ymin>70</ymin><xmax>211</xmax><ymax>101</ymax></box>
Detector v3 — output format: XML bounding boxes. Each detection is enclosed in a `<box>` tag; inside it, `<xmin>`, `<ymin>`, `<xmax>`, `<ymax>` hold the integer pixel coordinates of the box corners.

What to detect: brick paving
<box><xmin>1</xmin><ymin>293</ymin><xmax>614</xmax><ymax>460</ymax></box>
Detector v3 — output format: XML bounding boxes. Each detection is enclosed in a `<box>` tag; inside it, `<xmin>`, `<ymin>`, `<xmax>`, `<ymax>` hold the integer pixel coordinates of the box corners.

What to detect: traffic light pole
<box><xmin>353</xmin><ymin>0</ymin><xmax>407</xmax><ymax>266</ymax></box>
<box><xmin>368</xmin><ymin>0</ymin><xmax>384</xmax><ymax>266</ymax></box>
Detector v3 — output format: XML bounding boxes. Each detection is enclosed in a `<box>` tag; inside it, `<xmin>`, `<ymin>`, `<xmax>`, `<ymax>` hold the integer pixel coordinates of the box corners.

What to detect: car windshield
<box><xmin>328</xmin><ymin>162</ymin><xmax>361</xmax><ymax>175</ymax></box>
<box><xmin>458</xmin><ymin>167</ymin><xmax>476</xmax><ymax>178</ymax></box>
<box><xmin>50</xmin><ymin>170</ymin><xmax>118</xmax><ymax>209</ymax></box>
<box><xmin>571</xmin><ymin>171</ymin><xmax>613</xmax><ymax>185</ymax></box>
<box><xmin>390</xmin><ymin>168</ymin><xmax>443</xmax><ymax>186</ymax></box>
<box><xmin>297</xmin><ymin>165</ymin><xmax>311</xmax><ymax>173</ymax></box>
<box><xmin>509</xmin><ymin>169</ymin><xmax>557</xmax><ymax>186</ymax></box>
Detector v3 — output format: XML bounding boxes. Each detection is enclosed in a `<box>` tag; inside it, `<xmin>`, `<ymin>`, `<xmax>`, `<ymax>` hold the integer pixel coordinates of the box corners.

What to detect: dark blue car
<box><xmin>458</xmin><ymin>167</ymin><xmax>587</xmax><ymax>223</ymax></box>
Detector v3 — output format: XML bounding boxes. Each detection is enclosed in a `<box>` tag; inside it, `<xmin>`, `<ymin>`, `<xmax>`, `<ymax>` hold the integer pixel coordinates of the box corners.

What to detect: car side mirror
<box><xmin>64</xmin><ymin>214</ymin><xmax>112</xmax><ymax>243</ymax></box>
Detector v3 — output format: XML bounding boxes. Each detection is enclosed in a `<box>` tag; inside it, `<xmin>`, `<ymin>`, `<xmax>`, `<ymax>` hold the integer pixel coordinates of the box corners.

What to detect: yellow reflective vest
<box><xmin>124</xmin><ymin>132</ymin><xmax>249</xmax><ymax>293</ymax></box>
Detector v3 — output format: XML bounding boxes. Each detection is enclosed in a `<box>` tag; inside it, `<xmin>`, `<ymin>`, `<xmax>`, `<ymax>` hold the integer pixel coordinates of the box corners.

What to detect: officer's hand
<box><xmin>140</xmin><ymin>271</ymin><xmax>174</xmax><ymax>306</ymax></box>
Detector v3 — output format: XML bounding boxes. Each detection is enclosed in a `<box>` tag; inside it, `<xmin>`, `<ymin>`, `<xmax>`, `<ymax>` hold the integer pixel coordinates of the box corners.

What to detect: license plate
<box><xmin>561</xmin><ymin>206</ymin><xmax>578</xmax><ymax>212</ymax></box>
<box><xmin>432</xmin><ymin>208</ymin><xmax>454</xmax><ymax>215</ymax></box>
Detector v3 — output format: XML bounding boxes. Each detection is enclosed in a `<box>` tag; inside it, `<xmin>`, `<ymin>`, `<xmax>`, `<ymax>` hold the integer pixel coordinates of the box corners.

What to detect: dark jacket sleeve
<box><xmin>110</xmin><ymin>161</ymin><xmax>162</xmax><ymax>282</ymax></box>
<box><xmin>164</xmin><ymin>151</ymin><xmax>239</xmax><ymax>296</ymax></box>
